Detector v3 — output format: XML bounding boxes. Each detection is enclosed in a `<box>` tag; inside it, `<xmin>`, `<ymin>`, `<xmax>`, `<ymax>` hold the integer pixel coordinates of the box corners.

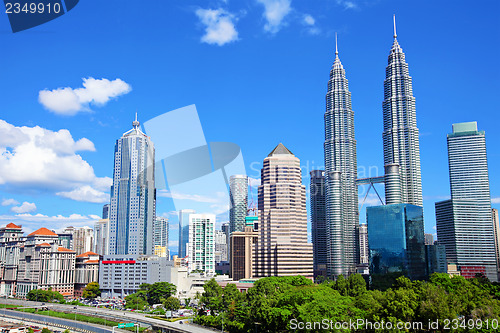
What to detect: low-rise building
<box><xmin>99</xmin><ymin>255</ymin><xmax>174</xmax><ymax>298</ymax></box>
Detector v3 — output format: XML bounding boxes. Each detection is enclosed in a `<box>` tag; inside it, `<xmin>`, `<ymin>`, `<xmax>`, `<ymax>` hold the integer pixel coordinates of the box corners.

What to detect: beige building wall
<box><xmin>254</xmin><ymin>144</ymin><xmax>313</xmax><ymax>278</ymax></box>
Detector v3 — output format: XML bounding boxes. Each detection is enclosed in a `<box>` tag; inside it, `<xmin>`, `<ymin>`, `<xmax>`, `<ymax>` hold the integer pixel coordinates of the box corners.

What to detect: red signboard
<box><xmin>101</xmin><ymin>260</ymin><xmax>136</xmax><ymax>264</ymax></box>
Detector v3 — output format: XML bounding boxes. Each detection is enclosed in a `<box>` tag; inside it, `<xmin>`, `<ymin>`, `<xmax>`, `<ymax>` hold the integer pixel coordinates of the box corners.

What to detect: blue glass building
<box><xmin>367</xmin><ymin>204</ymin><xmax>426</xmax><ymax>280</ymax></box>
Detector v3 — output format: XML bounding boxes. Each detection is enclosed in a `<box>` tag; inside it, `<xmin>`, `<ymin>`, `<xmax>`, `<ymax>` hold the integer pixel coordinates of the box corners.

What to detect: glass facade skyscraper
<box><xmin>229</xmin><ymin>175</ymin><xmax>248</xmax><ymax>234</ymax></box>
<box><xmin>108</xmin><ymin>115</ymin><xmax>155</xmax><ymax>255</ymax></box>
<box><xmin>367</xmin><ymin>204</ymin><xmax>426</xmax><ymax>280</ymax></box>
<box><xmin>382</xmin><ymin>18</ymin><xmax>423</xmax><ymax>206</ymax></box>
<box><xmin>323</xmin><ymin>38</ymin><xmax>358</xmax><ymax>278</ymax></box>
<box><xmin>435</xmin><ymin>122</ymin><xmax>497</xmax><ymax>281</ymax></box>
<box><xmin>310</xmin><ymin>170</ymin><xmax>327</xmax><ymax>278</ymax></box>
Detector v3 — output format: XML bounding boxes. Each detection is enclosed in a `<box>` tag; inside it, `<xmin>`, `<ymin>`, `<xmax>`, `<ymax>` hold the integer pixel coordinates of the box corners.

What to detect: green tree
<box><xmin>82</xmin><ymin>282</ymin><xmax>101</xmax><ymax>299</ymax></box>
<box><xmin>347</xmin><ymin>273</ymin><xmax>367</xmax><ymax>297</ymax></box>
<box><xmin>163</xmin><ymin>296</ymin><xmax>181</xmax><ymax>311</ymax></box>
<box><xmin>184</xmin><ymin>297</ymin><xmax>191</xmax><ymax>307</ymax></box>
<box><xmin>147</xmin><ymin>282</ymin><xmax>176</xmax><ymax>305</ymax></box>
<box><xmin>124</xmin><ymin>292</ymin><xmax>148</xmax><ymax>310</ymax></box>
<box><xmin>199</xmin><ymin>278</ymin><xmax>223</xmax><ymax>314</ymax></box>
<box><xmin>27</xmin><ymin>289</ymin><xmax>64</xmax><ymax>303</ymax></box>
<box><xmin>41</xmin><ymin>328</ymin><xmax>52</xmax><ymax>333</ymax></box>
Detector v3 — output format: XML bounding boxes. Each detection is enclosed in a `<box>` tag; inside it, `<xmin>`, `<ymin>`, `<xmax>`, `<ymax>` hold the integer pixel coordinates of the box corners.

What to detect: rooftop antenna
<box><xmin>393</xmin><ymin>14</ymin><xmax>397</xmax><ymax>39</ymax></box>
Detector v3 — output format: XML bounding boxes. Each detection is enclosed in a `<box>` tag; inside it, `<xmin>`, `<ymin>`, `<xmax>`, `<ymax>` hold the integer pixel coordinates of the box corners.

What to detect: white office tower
<box><xmin>108</xmin><ymin>115</ymin><xmax>156</xmax><ymax>255</ymax></box>
<box><xmin>323</xmin><ymin>35</ymin><xmax>358</xmax><ymax>278</ymax></box>
<box><xmin>93</xmin><ymin>219</ymin><xmax>109</xmax><ymax>256</ymax></box>
<box><xmin>229</xmin><ymin>175</ymin><xmax>249</xmax><ymax>234</ymax></box>
<box><xmin>187</xmin><ymin>214</ymin><xmax>215</xmax><ymax>274</ymax></box>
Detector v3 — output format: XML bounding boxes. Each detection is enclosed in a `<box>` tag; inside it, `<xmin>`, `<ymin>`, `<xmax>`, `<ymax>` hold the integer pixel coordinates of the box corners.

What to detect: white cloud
<box><xmin>492</xmin><ymin>198</ymin><xmax>500</xmax><ymax>204</ymax></box>
<box><xmin>157</xmin><ymin>189</ymin><xmax>220</xmax><ymax>203</ymax></box>
<box><xmin>195</xmin><ymin>8</ymin><xmax>239</xmax><ymax>46</ymax></box>
<box><xmin>302</xmin><ymin>14</ymin><xmax>320</xmax><ymax>35</ymax></box>
<box><xmin>336</xmin><ymin>0</ymin><xmax>357</xmax><ymax>10</ymax></box>
<box><xmin>11</xmin><ymin>202</ymin><xmax>36</xmax><ymax>214</ymax></box>
<box><xmin>57</xmin><ymin>185</ymin><xmax>110</xmax><ymax>204</ymax></box>
<box><xmin>38</xmin><ymin>78</ymin><xmax>132</xmax><ymax>116</ymax></box>
<box><xmin>0</xmin><ymin>119</ymin><xmax>109</xmax><ymax>203</ymax></box>
<box><xmin>256</xmin><ymin>0</ymin><xmax>292</xmax><ymax>33</ymax></box>
<box><xmin>2</xmin><ymin>198</ymin><xmax>19</xmax><ymax>206</ymax></box>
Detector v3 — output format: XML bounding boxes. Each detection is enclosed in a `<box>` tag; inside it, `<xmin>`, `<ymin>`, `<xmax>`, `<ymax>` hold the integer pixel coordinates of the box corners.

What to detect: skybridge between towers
<box><xmin>356</xmin><ymin>176</ymin><xmax>385</xmax><ymax>208</ymax></box>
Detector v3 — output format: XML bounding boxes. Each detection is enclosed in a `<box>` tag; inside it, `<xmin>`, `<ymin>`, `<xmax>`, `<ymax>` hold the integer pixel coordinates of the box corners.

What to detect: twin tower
<box><xmin>324</xmin><ymin>17</ymin><xmax>423</xmax><ymax>277</ymax></box>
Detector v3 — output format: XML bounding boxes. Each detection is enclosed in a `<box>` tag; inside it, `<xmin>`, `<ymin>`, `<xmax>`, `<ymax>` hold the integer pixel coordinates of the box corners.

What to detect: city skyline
<box><xmin>0</xmin><ymin>1</ymin><xmax>499</xmax><ymax>254</ymax></box>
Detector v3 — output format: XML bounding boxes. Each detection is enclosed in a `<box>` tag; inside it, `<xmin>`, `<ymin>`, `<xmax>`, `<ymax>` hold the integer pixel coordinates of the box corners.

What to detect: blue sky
<box><xmin>0</xmin><ymin>0</ymin><xmax>499</xmax><ymax>253</ymax></box>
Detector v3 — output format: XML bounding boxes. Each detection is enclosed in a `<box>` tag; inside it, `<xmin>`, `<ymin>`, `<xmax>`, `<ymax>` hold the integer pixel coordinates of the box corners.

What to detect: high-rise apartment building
<box><xmin>0</xmin><ymin>223</ymin><xmax>24</xmax><ymax>297</ymax></box>
<box><xmin>73</xmin><ymin>226</ymin><xmax>94</xmax><ymax>256</ymax></box>
<box><xmin>178</xmin><ymin>209</ymin><xmax>195</xmax><ymax>258</ymax></box>
<box><xmin>153</xmin><ymin>217</ymin><xmax>169</xmax><ymax>248</ymax></box>
<box><xmin>310</xmin><ymin>170</ymin><xmax>327</xmax><ymax>278</ymax></box>
<box><xmin>93</xmin><ymin>219</ymin><xmax>109</xmax><ymax>256</ymax></box>
<box><xmin>323</xmin><ymin>36</ymin><xmax>358</xmax><ymax>278</ymax></box>
<box><xmin>17</xmin><ymin>228</ymin><xmax>76</xmax><ymax>298</ymax></box>
<box><xmin>254</xmin><ymin>144</ymin><xmax>313</xmax><ymax>278</ymax></box>
<box><xmin>357</xmin><ymin>224</ymin><xmax>368</xmax><ymax>265</ymax></box>
<box><xmin>229</xmin><ymin>175</ymin><xmax>248</xmax><ymax>234</ymax></box>
<box><xmin>108</xmin><ymin>115</ymin><xmax>156</xmax><ymax>255</ymax></box>
<box><xmin>215</xmin><ymin>230</ymin><xmax>228</xmax><ymax>263</ymax></box>
<box><xmin>436</xmin><ymin>122</ymin><xmax>497</xmax><ymax>281</ymax></box>
<box><xmin>230</xmin><ymin>219</ymin><xmax>258</xmax><ymax>281</ymax></box>
<box><xmin>187</xmin><ymin>214</ymin><xmax>215</xmax><ymax>274</ymax></box>
<box><xmin>382</xmin><ymin>17</ymin><xmax>423</xmax><ymax>206</ymax></box>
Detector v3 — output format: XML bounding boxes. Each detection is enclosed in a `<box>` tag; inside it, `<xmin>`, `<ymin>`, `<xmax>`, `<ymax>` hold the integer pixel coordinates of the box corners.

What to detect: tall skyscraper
<box><xmin>178</xmin><ymin>209</ymin><xmax>195</xmax><ymax>258</ymax></box>
<box><xmin>229</xmin><ymin>175</ymin><xmax>248</xmax><ymax>234</ymax></box>
<box><xmin>310</xmin><ymin>170</ymin><xmax>327</xmax><ymax>278</ymax></box>
<box><xmin>323</xmin><ymin>35</ymin><xmax>358</xmax><ymax>278</ymax></box>
<box><xmin>436</xmin><ymin>122</ymin><xmax>497</xmax><ymax>281</ymax></box>
<box><xmin>382</xmin><ymin>16</ymin><xmax>423</xmax><ymax>206</ymax></box>
<box><xmin>73</xmin><ymin>226</ymin><xmax>94</xmax><ymax>255</ymax></box>
<box><xmin>230</xmin><ymin>218</ymin><xmax>258</xmax><ymax>281</ymax></box>
<box><xmin>357</xmin><ymin>224</ymin><xmax>368</xmax><ymax>265</ymax></box>
<box><xmin>187</xmin><ymin>214</ymin><xmax>215</xmax><ymax>274</ymax></box>
<box><xmin>254</xmin><ymin>143</ymin><xmax>313</xmax><ymax>277</ymax></box>
<box><xmin>215</xmin><ymin>230</ymin><xmax>228</xmax><ymax>263</ymax></box>
<box><xmin>108</xmin><ymin>115</ymin><xmax>156</xmax><ymax>255</ymax></box>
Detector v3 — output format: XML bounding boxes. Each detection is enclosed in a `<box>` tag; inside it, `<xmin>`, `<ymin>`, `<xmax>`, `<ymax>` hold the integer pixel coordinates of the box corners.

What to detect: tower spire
<box><xmin>335</xmin><ymin>32</ymin><xmax>338</xmax><ymax>56</ymax></box>
<box><xmin>393</xmin><ymin>14</ymin><xmax>397</xmax><ymax>39</ymax></box>
<box><xmin>132</xmin><ymin>112</ymin><xmax>140</xmax><ymax>129</ymax></box>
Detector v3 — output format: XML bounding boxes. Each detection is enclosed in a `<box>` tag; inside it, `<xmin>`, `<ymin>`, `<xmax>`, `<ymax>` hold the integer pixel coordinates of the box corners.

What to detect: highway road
<box><xmin>0</xmin><ymin>299</ymin><xmax>216</xmax><ymax>333</ymax></box>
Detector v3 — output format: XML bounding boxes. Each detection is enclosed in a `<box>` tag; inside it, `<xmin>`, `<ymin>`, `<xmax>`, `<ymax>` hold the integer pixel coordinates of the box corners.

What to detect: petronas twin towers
<box><xmin>324</xmin><ymin>17</ymin><xmax>423</xmax><ymax>278</ymax></box>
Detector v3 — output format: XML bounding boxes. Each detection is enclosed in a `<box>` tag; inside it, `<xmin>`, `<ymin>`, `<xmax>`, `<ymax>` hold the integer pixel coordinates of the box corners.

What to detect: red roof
<box><xmin>61</xmin><ymin>292</ymin><xmax>73</xmax><ymax>296</ymax></box>
<box><xmin>76</xmin><ymin>251</ymin><xmax>98</xmax><ymax>258</ymax></box>
<box><xmin>5</xmin><ymin>223</ymin><xmax>22</xmax><ymax>229</ymax></box>
<box><xmin>36</xmin><ymin>243</ymin><xmax>51</xmax><ymax>247</ymax></box>
<box><xmin>84</xmin><ymin>260</ymin><xmax>99</xmax><ymax>264</ymax></box>
<box><xmin>58</xmin><ymin>247</ymin><xmax>74</xmax><ymax>252</ymax></box>
<box><xmin>28</xmin><ymin>227</ymin><xmax>57</xmax><ymax>237</ymax></box>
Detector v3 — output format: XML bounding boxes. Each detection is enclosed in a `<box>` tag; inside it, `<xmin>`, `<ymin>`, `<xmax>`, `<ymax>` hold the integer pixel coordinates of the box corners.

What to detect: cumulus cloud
<box><xmin>38</xmin><ymin>78</ymin><xmax>131</xmax><ymax>115</ymax></box>
<box><xmin>195</xmin><ymin>8</ymin><xmax>239</xmax><ymax>46</ymax></box>
<box><xmin>57</xmin><ymin>185</ymin><xmax>110</xmax><ymax>204</ymax></box>
<box><xmin>248</xmin><ymin>177</ymin><xmax>261</xmax><ymax>187</ymax></box>
<box><xmin>11</xmin><ymin>202</ymin><xmax>36</xmax><ymax>214</ymax></box>
<box><xmin>256</xmin><ymin>0</ymin><xmax>292</xmax><ymax>33</ymax></box>
<box><xmin>492</xmin><ymin>198</ymin><xmax>500</xmax><ymax>204</ymax></box>
<box><xmin>2</xmin><ymin>198</ymin><xmax>19</xmax><ymax>206</ymax></box>
<box><xmin>0</xmin><ymin>119</ymin><xmax>109</xmax><ymax>203</ymax></box>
